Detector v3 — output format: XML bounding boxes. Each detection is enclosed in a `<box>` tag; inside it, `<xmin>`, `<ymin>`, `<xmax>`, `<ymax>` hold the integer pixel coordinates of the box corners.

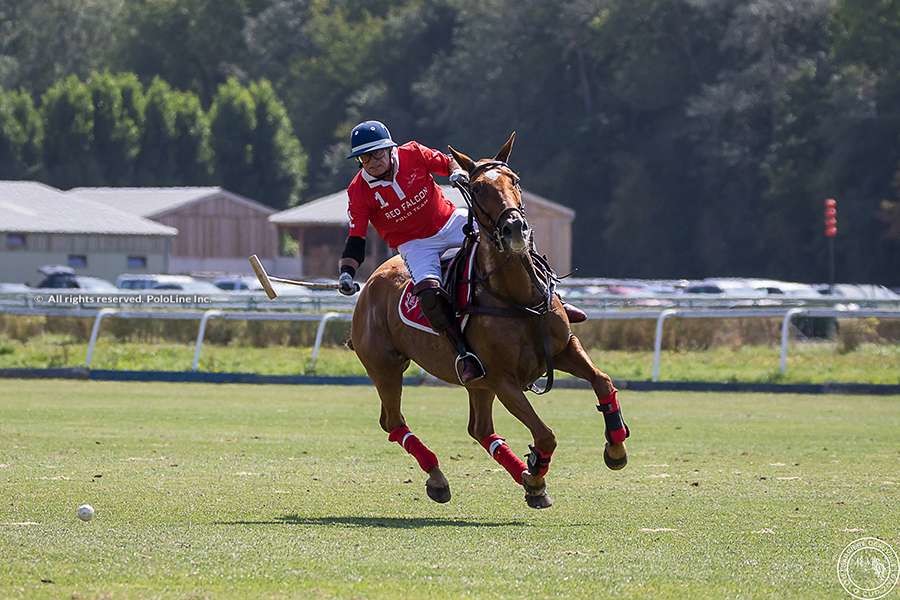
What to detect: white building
<box><xmin>0</xmin><ymin>181</ymin><xmax>176</xmax><ymax>285</ymax></box>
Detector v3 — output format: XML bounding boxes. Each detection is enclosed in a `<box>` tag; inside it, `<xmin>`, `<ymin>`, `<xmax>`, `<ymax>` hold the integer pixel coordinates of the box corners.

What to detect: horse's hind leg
<box><xmin>492</xmin><ymin>382</ymin><xmax>556</xmax><ymax>509</ymax></box>
<box><xmin>466</xmin><ymin>389</ymin><xmax>529</xmax><ymax>486</ymax></box>
<box><xmin>553</xmin><ymin>334</ymin><xmax>630</xmax><ymax>470</ymax></box>
<box><xmin>367</xmin><ymin>357</ymin><xmax>451</xmax><ymax>503</ymax></box>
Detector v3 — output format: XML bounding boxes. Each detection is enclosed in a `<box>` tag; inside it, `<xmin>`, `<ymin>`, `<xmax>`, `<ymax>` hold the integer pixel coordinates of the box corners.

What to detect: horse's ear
<box><xmin>494</xmin><ymin>131</ymin><xmax>516</xmax><ymax>163</ymax></box>
<box><xmin>448</xmin><ymin>145</ymin><xmax>476</xmax><ymax>174</ymax></box>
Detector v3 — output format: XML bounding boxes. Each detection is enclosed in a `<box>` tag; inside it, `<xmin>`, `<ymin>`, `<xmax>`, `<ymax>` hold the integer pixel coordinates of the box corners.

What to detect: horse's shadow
<box><xmin>216</xmin><ymin>514</ymin><xmax>526</xmax><ymax>529</ymax></box>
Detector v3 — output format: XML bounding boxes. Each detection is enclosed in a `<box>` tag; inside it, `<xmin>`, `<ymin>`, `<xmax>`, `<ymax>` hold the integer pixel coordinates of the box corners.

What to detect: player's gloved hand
<box><xmin>338</xmin><ymin>272</ymin><xmax>357</xmax><ymax>296</ymax></box>
<box><xmin>449</xmin><ymin>169</ymin><xmax>469</xmax><ymax>186</ymax></box>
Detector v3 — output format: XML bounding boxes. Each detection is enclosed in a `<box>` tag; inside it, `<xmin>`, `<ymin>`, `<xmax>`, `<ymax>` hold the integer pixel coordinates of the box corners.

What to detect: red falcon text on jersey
<box><xmin>346</xmin><ymin>141</ymin><xmax>455</xmax><ymax>248</ymax></box>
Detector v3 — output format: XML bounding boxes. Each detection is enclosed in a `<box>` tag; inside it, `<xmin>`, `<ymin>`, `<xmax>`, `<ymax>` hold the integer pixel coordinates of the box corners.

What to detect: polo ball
<box><xmin>76</xmin><ymin>504</ymin><xmax>94</xmax><ymax>521</ymax></box>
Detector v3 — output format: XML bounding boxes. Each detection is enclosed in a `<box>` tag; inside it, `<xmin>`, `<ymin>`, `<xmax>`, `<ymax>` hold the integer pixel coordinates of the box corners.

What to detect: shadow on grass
<box><xmin>216</xmin><ymin>515</ymin><xmax>527</xmax><ymax>528</ymax></box>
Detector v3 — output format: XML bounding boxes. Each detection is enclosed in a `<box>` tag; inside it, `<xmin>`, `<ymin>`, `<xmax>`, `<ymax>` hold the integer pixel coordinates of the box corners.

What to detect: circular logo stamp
<box><xmin>837</xmin><ymin>537</ymin><xmax>899</xmax><ymax>599</ymax></box>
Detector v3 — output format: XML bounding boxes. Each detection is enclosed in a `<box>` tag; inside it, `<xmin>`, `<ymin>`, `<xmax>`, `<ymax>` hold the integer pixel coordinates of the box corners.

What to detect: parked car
<box><xmin>815</xmin><ymin>284</ymin><xmax>900</xmax><ymax>300</ymax></box>
<box><xmin>746</xmin><ymin>279</ymin><xmax>820</xmax><ymax>298</ymax></box>
<box><xmin>32</xmin><ymin>266</ymin><xmax>117</xmax><ymax>291</ymax></box>
<box><xmin>684</xmin><ymin>278</ymin><xmax>766</xmax><ymax>297</ymax></box>
<box><xmin>212</xmin><ymin>276</ymin><xmax>263</xmax><ymax>291</ymax></box>
<box><xmin>117</xmin><ymin>274</ymin><xmax>222</xmax><ymax>294</ymax></box>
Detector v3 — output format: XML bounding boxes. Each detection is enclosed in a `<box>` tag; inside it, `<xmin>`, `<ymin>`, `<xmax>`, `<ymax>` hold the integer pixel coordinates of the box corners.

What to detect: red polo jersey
<box><xmin>346</xmin><ymin>141</ymin><xmax>455</xmax><ymax>248</ymax></box>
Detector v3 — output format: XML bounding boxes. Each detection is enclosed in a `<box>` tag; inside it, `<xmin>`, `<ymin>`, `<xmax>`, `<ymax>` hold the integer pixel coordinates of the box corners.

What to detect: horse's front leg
<box><xmin>553</xmin><ymin>334</ymin><xmax>630</xmax><ymax>470</ymax></box>
<box><xmin>369</xmin><ymin>359</ymin><xmax>450</xmax><ymax>503</ymax></box>
<box><xmin>467</xmin><ymin>389</ymin><xmax>530</xmax><ymax>486</ymax></box>
<box><xmin>492</xmin><ymin>381</ymin><xmax>556</xmax><ymax>509</ymax></box>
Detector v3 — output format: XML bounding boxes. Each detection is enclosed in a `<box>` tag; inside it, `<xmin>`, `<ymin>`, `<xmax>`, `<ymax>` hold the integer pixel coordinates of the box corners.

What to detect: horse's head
<box><xmin>448</xmin><ymin>132</ymin><xmax>531</xmax><ymax>254</ymax></box>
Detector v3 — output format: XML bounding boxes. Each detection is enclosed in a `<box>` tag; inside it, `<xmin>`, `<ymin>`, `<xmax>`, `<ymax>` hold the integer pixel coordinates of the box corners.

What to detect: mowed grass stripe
<box><xmin>0</xmin><ymin>381</ymin><xmax>897</xmax><ymax>599</ymax></box>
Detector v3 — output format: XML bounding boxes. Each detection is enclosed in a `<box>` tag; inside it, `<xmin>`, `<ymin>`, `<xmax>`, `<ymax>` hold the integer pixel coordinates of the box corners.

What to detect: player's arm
<box><xmin>415</xmin><ymin>141</ymin><xmax>468</xmax><ymax>184</ymax></box>
<box><xmin>340</xmin><ymin>236</ymin><xmax>366</xmax><ymax>277</ymax></box>
<box><xmin>342</xmin><ymin>188</ymin><xmax>372</xmax><ymax>273</ymax></box>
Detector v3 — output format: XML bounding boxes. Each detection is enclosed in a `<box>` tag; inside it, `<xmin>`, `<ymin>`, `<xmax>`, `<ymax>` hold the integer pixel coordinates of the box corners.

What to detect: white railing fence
<box><xmin>1</xmin><ymin>306</ymin><xmax>898</xmax><ymax>380</ymax></box>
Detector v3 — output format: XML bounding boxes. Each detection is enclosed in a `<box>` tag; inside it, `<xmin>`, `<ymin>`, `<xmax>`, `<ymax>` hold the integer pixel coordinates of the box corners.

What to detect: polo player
<box><xmin>338</xmin><ymin>120</ymin><xmax>485</xmax><ymax>384</ymax></box>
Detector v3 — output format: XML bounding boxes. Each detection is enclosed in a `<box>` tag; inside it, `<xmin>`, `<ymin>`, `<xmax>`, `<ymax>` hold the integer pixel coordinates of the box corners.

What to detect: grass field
<box><xmin>1</xmin><ymin>381</ymin><xmax>898</xmax><ymax>598</ymax></box>
<box><xmin>1</xmin><ymin>334</ymin><xmax>899</xmax><ymax>384</ymax></box>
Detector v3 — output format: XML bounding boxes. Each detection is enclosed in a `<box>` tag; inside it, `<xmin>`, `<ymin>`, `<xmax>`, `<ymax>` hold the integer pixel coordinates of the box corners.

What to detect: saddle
<box><xmin>398</xmin><ymin>235</ymin><xmax>586</xmax><ymax>333</ymax></box>
<box><xmin>398</xmin><ymin>237</ymin><xmax>478</xmax><ymax>335</ymax></box>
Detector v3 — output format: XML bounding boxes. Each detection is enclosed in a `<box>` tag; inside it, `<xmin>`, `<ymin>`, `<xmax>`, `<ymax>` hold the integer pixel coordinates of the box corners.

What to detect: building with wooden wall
<box><xmin>69</xmin><ymin>187</ymin><xmax>279</xmax><ymax>275</ymax></box>
<box><xmin>0</xmin><ymin>181</ymin><xmax>176</xmax><ymax>284</ymax></box>
<box><xmin>270</xmin><ymin>186</ymin><xmax>574</xmax><ymax>278</ymax></box>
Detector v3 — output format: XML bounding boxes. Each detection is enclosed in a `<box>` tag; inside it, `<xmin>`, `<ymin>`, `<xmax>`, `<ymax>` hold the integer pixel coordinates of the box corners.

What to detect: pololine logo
<box><xmin>837</xmin><ymin>537</ymin><xmax>899</xmax><ymax>599</ymax></box>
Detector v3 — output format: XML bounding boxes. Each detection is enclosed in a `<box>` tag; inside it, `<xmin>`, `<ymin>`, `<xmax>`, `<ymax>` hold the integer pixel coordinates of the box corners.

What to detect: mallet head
<box><xmin>248</xmin><ymin>255</ymin><xmax>278</xmax><ymax>299</ymax></box>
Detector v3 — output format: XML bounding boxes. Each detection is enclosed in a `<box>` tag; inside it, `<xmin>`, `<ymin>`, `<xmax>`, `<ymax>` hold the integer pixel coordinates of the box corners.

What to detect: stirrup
<box><xmin>454</xmin><ymin>352</ymin><xmax>485</xmax><ymax>385</ymax></box>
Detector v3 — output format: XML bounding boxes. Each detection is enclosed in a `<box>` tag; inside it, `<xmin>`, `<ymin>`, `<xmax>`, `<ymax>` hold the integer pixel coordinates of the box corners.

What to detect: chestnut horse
<box><xmin>350</xmin><ymin>133</ymin><xmax>629</xmax><ymax>509</ymax></box>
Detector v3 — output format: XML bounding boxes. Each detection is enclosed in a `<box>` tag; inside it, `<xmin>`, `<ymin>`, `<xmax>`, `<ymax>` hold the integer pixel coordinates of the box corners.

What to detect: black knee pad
<box><xmin>417</xmin><ymin>288</ymin><xmax>445</xmax><ymax>311</ymax></box>
<box><xmin>413</xmin><ymin>283</ymin><xmax>452</xmax><ymax>331</ymax></box>
<box><xmin>412</xmin><ymin>280</ymin><xmax>448</xmax><ymax>309</ymax></box>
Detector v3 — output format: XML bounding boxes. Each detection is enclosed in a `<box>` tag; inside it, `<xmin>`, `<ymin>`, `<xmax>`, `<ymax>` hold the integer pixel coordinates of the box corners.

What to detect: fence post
<box><xmin>652</xmin><ymin>309</ymin><xmax>678</xmax><ymax>382</ymax></box>
<box><xmin>85</xmin><ymin>308</ymin><xmax>119</xmax><ymax>368</ymax></box>
<box><xmin>192</xmin><ymin>310</ymin><xmax>223</xmax><ymax>371</ymax></box>
<box><xmin>310</xmin><ymin>312</ymin><xmax>340</xmax><ymax>372</ymax></box>
<box><xmin>779</xmin><ymin>308</ymin><xmax>807</xmax><ymax>375</ymax></box>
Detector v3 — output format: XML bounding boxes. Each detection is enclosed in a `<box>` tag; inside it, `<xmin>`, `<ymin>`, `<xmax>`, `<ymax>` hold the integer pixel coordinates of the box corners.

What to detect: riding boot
<box><xmin>443</xmin><ymin>322</ymin><xmax>486</xmax><ymax>384</ymax></box>
<box><xmin>414</xmin><ymin>282</ymin><xmax>486</xmax><ymax>384</ymax></box>
<box><xmin>555</xmin><ymin>293</ymin><xmax>587</xmax><ymax>323</ymax></box>
<box><xmin>562</xmin><ymin>302</ymin><xmax>587</xmax><ymax>323</ymax></box>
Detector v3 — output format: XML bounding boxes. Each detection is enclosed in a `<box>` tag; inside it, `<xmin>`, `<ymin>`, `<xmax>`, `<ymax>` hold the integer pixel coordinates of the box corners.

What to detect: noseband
<box><xmin>456</xmin><ymin>160</ymin><xmax>527</xmax><ymax>251</ymax></box>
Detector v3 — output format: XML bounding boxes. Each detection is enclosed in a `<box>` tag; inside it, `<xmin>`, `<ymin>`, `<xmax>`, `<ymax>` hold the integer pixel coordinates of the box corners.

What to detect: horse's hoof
<box><xmin>525</xmin><ymin>492</ymin><xmax>553</xmax><ymax>509</ymax></box>
<box><xmin>523</xmin><ymin>478</ymin><xmax>553</xmax><ymax>509</ymax></box>
<box><xmin>426</xmin><ymin>484</ymin><xmax>451</xmax><ymax>504</ymax></box>
<box><xmin>604</xmin><ymin>443</ymin><xmax>628</xmax><ymax>470</ymax></box>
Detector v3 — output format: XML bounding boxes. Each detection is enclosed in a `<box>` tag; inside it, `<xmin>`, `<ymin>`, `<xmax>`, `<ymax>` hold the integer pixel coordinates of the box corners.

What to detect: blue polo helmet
<box><xmin>347</xmin><ymin>120</ymin><xmax>397</xmax><ymax>159</ymax></box>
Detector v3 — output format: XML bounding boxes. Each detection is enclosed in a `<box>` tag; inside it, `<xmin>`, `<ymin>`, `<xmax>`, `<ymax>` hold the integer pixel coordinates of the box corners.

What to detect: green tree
<box><xmin>171</xmin><ymin>90</ymin><xmax>214</xmax><ymax>185</ymax></box>
<box><xmin>117</xmin><ymin>0</ymin><xmax>267</xmax><ymax>103</ymax></box>
<box><xmin>134</xmin><ymin>77</ymin><xmax>178</xmax><ymax>185</ymax></box>
<box><xmin>245</xmin><ymin>0</ymin><xmax>386</xmax><ymax>196</ymax></box>
<box><xmin>318</xmin><ymin>0</ymin><xmax>458</xmax><ymax>192</ymax></box>
<box><xmin>247</xmin><ymin>79</ymin><xmax>306</xmax><ymax>209</ymax></box>
<box><xmin>87</xmin><ymin>72</ymin><xmax>142</xmax><ymax>185</ymax></box>
<box><xmin>0</xmin><ymin>88</ymin><xmax>43</xmax><ymax>179</ymax></box>
<box><xmin>826</xmin><ymin>0</ymin><xmax>900</xmax><ymax>283</ymax></box>
<box><xmin>41</xmin><ymin>75</ymin><xmax>100</xmax><ymax>187</ymax></box>
<box><xmin>0</xmin><ymin>0</ymin><xmax>126</xmax><ymax>93</ymax></box>
<box><xmin>209</xmin><ymin>78</ymin><xmax>257</xmax><ymax>196</ymax></box>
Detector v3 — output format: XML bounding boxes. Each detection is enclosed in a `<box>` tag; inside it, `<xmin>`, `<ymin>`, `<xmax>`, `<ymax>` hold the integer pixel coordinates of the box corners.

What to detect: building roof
<box><xmin>270</xmin><ymin>185</ymin><xmax>574</xmax><ymax>226</ymax></box>
<box><xmin>68</xmin><ymin>186</ymin><xmax>276</xmax><ymax>218</ymax></box>
<box><xmin>0</xmin><ymin>181</ymin><xmax>177</xmax><ymax>236</ymax></box>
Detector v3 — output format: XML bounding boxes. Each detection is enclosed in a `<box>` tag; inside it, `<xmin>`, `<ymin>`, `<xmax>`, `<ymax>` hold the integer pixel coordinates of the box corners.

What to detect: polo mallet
<box><xmin>248</xmin><ymin>255</ymin><xmax>359</xmax><ymax>299</ymax></box>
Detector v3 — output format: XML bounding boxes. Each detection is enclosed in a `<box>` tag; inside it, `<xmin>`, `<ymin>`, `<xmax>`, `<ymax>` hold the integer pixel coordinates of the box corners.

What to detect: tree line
<box><xmin>0</xmin><ymin>0</ymin><xmax>898</xmax><ymax>284</ymax></box>
<box><xmin>0</xmin><ymin>72</ymin><xmax>305</xmax><ymax>210</ymax></box>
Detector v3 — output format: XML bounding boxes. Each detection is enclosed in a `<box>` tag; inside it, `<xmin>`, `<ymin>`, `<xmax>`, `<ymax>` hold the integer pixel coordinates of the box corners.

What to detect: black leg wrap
<box><xmin>525</xmin><ymin>444</ymin><xmax>552</xmax><ymax>477</ymax></box>
<box><xmin>605</xmin><ymin>415</ymin><xmax>630</xmax><ymax>444</ymax></box>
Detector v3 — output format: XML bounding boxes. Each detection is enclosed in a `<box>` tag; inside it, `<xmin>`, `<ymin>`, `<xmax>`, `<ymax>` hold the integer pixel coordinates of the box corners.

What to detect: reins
<box><xmin>452</xmin><ymin>167</ymin><xmax>561</xmax><ymax>395</ymax></box>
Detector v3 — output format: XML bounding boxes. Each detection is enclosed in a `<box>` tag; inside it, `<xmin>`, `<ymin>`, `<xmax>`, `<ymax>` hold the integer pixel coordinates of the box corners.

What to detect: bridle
<box><xmin>453</xmin><ymin>160</ymin><xmax>562</xmax><ymax>395</ymax></box>
<box><xmin>456</xmin><ymin>160</ymin><xmax>527</xmax><ymax>252</ymax></box>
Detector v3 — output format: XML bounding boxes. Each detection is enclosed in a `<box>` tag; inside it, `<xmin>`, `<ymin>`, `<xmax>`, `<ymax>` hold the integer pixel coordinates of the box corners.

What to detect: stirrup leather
<box><xmin>454</xmin><ymin>352</ymin><xmax>485</xmax><ymax>384</ymax></box>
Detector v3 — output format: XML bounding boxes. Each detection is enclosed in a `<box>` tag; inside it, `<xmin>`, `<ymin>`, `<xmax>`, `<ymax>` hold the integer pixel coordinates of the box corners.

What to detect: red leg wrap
<box><xmin>597</xmin><ymin>389</ymin><xmax>629</xmax><ymax>445</ymax></box>
<box><xmin>480</xmin><ymin>434</ymin><xmax>526</xmax><ymax>485</ymax></box>
<box><xmin>388</xmin><ymin>425</ymin><xmax>439</xmax><ymax>473</ymax></box>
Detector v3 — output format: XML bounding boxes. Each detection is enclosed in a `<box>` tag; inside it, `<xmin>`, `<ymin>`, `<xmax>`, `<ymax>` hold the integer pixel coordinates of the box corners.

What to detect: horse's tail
<box><xmin>345</xmin><ymin>336</ymin><xmax>354</xmax><ymax>351</ymax></box>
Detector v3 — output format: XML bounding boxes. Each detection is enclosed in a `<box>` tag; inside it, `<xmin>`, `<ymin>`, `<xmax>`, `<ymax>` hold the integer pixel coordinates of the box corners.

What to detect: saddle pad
<box><xmin>398</xmin><ymin>242</ymin><xmax>477</xmax><ymax>336</ymax></box>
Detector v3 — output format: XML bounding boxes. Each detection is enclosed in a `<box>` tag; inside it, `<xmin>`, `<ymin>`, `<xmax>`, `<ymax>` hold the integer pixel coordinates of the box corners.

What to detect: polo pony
<box><xmin>350</xmin><ymin>133</ymin><xmax>629</xmax><ymax>508</ymax></box>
